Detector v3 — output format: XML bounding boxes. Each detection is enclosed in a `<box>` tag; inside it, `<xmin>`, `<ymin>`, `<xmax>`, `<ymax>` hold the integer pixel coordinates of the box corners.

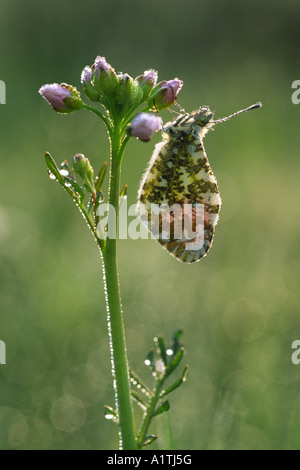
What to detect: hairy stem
<box><xmin>101</xmin><ymin>130</ymin><xmax>137</xmax><ymax>450</ymax></box>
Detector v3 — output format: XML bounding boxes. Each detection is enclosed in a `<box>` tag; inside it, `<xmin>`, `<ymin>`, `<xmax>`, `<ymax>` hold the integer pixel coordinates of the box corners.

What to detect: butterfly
<box><xmin>137</xmin><ymin>102</ymin><xmax>262</xmax><ymax>263</ymax></box>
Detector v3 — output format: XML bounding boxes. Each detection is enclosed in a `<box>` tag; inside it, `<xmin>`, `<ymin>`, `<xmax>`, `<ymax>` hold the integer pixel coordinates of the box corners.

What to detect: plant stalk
<box><xmin>102</xmin><ymin>130</ymin><xmax>137</xmax><ymax>450</ymax></box>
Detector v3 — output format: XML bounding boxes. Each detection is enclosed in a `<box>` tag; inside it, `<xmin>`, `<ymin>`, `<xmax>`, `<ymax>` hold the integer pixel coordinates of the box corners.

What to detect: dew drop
<box><xmin>64</xmin><ymin>181</ymin><xmax>72</xmax><ymax>188</ymax></box>
<box><xmin>59</xmin><ymin>169</ymin><xmax>69</xmax><ymax>177</ymax></box>
<box><xmin>47</xmin><ymin>170</ymin><xmax>56</xmax><ymax>180</ymax></box>
<box><xmin>166</xmin><ymin>348</ymin><xmax>173</xmax><ymax>356</ymax></box>
<box><xmin>105</xmin><ymin>413</ymin><xmax>114</xmax><ymax>420</ymax></box>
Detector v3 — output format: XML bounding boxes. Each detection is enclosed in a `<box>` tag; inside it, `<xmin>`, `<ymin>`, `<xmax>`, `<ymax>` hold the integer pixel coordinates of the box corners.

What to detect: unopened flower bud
<box><xmin>39</xmin><ymin>83</ymin><xmax>83</xmax><ymax>113</ymax></box>
<box><xmin>148</xmin><ymin>78</ymin><xmax>183</xmax><ymax>110</ymax></box>
<box><xmin>116</xmin><ymin>73</ymin><xmax>143</xmax><ymax>115</ymax></box>
<box><xmin>91</xmin><ymin>56</ymin><xmax>118</xmax><ymax>104</ymax></box>
<box><xmin>135</xmin><ymin>69</ymin><xmax>158</xmax><ymax>100</ymax></box>
<box><xmin>128</xmin><ymin>113</ymin><xmax>162</xmax><ymax>142</ymax></box>
<box><xmin>81</xmin><ymin>66</ymin><xmax>99</xmax><ymax>102</ymax></box>
<box><xmin>73</xmin><ymin>153</ymin><xmax>94</xmax><ymax>188</ymax></box>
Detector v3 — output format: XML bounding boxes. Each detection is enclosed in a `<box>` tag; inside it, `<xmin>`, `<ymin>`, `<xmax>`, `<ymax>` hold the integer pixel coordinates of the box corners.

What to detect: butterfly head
<box><xmin>193</xmin><ymin>106</ymin><xmax>215</xmax><ymax>127</ymax></box>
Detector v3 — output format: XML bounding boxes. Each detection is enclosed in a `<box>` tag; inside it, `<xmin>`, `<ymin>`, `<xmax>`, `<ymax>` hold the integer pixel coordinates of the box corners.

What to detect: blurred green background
<box><xmin>0</xmin><ymin>0</ymin><xmax>300</xmax><ymax>450</ymax></box>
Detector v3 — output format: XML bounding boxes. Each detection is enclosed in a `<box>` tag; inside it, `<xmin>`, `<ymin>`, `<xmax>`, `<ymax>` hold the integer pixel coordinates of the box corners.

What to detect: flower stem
<box><xmin>83</xmin><ymin>103</ymin><xmax>112</xmax><ymax>135</ymax></box>
<box><xmin>102</xmin><ymin>130</ymin><xmax>137</xmax><ymax>450</ymax></box>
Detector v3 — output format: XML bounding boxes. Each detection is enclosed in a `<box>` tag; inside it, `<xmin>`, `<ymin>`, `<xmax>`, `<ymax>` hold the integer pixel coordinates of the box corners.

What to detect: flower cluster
<box><xmin>39</xmin><ymin>56</ymin><xmax>183</xmax><ymax>142</ymax></box>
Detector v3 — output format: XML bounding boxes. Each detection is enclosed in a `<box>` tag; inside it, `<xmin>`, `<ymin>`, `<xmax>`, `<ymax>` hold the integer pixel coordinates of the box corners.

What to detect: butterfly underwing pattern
<box><xmin>136</xmin><ymin>103</ymin><xmax>261</xmax><ymax>264</ymax></box>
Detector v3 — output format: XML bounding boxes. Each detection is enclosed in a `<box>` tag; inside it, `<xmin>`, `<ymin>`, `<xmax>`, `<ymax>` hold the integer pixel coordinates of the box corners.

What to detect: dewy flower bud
<box><xmin>148</xmin><ymin>78</ymin><xmax>183</xmax><ymax>110</ymax></box>
<box><xmin>116</xmin><ymin>73</ymin><xmax>143</xmax><ymax>115</ymax></box>
<box><xmin>73</xmin><ymin>153</ymin><xmax>94</xmax><ymax>186</ymax></box>
<box><xmin>128</xmin><ymin>113</ymin><xmax>163</xmax><ymax>142</ymax></box>
<box><xmin>39</xmin><ymin>83</ymin><xmax>83</xmax><ymax>113</ymax></box>
<box><xmin>81</xmin><ymin>66</ymin><xmax>99</xmax><ymax>102</ymax></box>
<box><xmin>135</xmin><ymin>69</ymin><xmax>158</xmax><ymax>100</ymax></box>
<box><xmin>91</xmin><ymin>56</ymin><xmax>118</xmax><ymax>103</ymax></box>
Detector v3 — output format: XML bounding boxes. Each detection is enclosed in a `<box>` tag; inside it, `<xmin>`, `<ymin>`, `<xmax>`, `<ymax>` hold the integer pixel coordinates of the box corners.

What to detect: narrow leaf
<box><xmin>120</xmin><ymin>184</ymin><xmax>127</xmax><ymax>199</ymax></box>
<box><xmin>131</xmin><ymin>391</ymin><xmax>148</xmax><ymax>411</ymax></box>
<box><xmin>87</xmin><ymin>194</ymin><xmax>94</xmax><ymax>214</ymax></box>
<box><xmin>155</xmin><ymin>336</ymin><xmax>167</xmax><ymax>367</ymax></box>
<box><xmin>95</xmin><ymin>162</ymin><xmax>108</xmax><ymax>193</ymax></box>
<box><xmin>160</xmin><ymin>365</ymin><xmax>189</xmax><ymax>399</ymax></box>
<box><xmin>64</xmin><ymin>177</ymin><xmax>84</xmax><ymax>201</ymax></box>
<box><xmin>45</xmin><ymin>152</ymin><xmax>64</xmax><ymax>183</ymax></box>
<box><xmin>104</xmin><ymin>405</ymin><xmax>119</xmax><ymax>423</ymax></box>
<box><xmin>119</xmin><ymin>184</ymin><xmax>128</xmax><ymax>205</ymax></box>
<box><xmin>166</xmin><ymin>347</ymin><xmax>184</xmax><ymax>376</ymax></box>
<box><xmin>168</xmin><ymin>328</ymin><xmax>184</xmax><ymax>358</ymax></box>
<box><xmin>142</xmin><ymin>435</ymin><xmax>157</xmax><ymax>447</ymax></box>
<box><xmin>152</xmin><ymin>400</ymin><xmax>170</xmax><ymax>418</ymax></box>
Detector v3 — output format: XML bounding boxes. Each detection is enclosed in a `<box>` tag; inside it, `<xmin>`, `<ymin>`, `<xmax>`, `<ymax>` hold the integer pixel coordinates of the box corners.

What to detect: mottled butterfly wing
<box><xmin>137</xmin><ymin>107</ymin><xmax>222</xmax><ymax>263</ymax></box>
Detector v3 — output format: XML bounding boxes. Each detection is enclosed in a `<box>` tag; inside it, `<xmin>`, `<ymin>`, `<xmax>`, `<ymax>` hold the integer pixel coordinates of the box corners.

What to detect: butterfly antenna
<box><xmin>167</xmin><ymin>107</ymin><xmax>181</xmax><ymax>115</ymax></box>
<box><xmin>174</xmin><ymin>101</ymin><xmax>186</xmax><ymax>113</ymax></box>
<box><xmin>213</xmin><ymin>102</ymin><xmax>262</xmax><ymax>124</ymax></box>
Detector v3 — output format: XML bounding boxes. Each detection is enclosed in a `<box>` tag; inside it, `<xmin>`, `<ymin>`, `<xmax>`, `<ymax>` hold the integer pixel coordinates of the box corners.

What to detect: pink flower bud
<box><xmin>92</xmin><ymin>56</ymin><xmax>113</xmax><ymax>78</ymax></box>
<box><xmin>81</xmin><ymin>66</ymin><xmax>92</xmax><ymax>84</ymax></box>
<box><xmin>161</xmin><ymin>79</ymin><xmax>183</xmax><ymax>104</ymax></box>
<box><xmin>81</xmin><ymin>66</ymin><xmax>99</xmax><ymax>102</ymax></box>
<box><xmin>39</xmin><ymin>83</ymin><xmax>71</xmax><ymax>111</ymax></box>
<box><xmin>142</xmin><ymin>69</ymin><xmax>158</xmax><ymax>87</ymax></box>
<box><xmin>39</xmin><ymin>83</ymin><xmax>83</xmax><ymax>113</ymax></box>
<box><xmin>135</xmin><ymin>69</ymin><xmax>158</xmax><ymax>100</ymax></box>
<box><xmin>91</xmin><ymin>56</ymin><xmax>119</xmax><ymax>105</ymax></box>
<box><xmin>148</xmin><ymin>78</ymin><xmax>183</xmax><ymax>110</ymax></box>
<box><xmin>129</xmin><ymin>113</ymin><xmax>163</xmax><ymax>142</ymax></box>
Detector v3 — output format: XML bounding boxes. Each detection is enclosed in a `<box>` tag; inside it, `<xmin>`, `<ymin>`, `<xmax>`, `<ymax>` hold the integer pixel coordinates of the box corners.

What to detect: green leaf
<box><xmin>168</xmin><ymin>328</ymin><xmax>184</xmax><ymax>359</ymax></box>
<box><xmin>155</xmin><ymin>336</ymin><xmax>168</xmax><ymax>367</ymax></box>
<box><xmin>160</xmin><ymin>365</ymin><xmax>189</xmax><ymax>399</ymax></box>
<box><xmin>45</xmin><ymin>152</ymin><xmax>64</xmax><ymax>184</ymax></box>
<box><xmin>87</xmin><ymin>194</ymin><xmax>94</xmax><ymax>214</ymax></box>
<box><xmin>120</xmin><ymin>184</ymin><xmax>127</xmax><ymax>199</ymax></box>
<box><xmin>71</xmin><ymin>180</ymin><xmax>84</xmax><ymax>201</ymax></box>
<box><xmin>142</xmin><ymin>435</ymin><xmax>157</xmax><ymax>447</ymax></box>
<box><xmin>95</xmin><ymin>162</ymin><xmax>108</xmax><ymax>193</ymax></box>
<box><xmin>104</xmin><ymin>405</ymin><xmax>119</xmax><ymax>423</ymax></box>
<box><xmin>131</xmin><ymin>391</ymin><xmax>148</xmax><ymax>411</ymax></box>
<box><xmin>64</xmin><ymin>177</ymin><xmax>84</xmax><ymax>201</ymax></box>
<box><xmin>166</xmin><ymin>347</ymin><xmax>184</xmax><ymax>376</ymax></box>
<box><xmin>152</xmin><ymin>400</ymin><xmax>170</xmax><ymax>418</ymax></box>
<box><xmin>119</xmin><ymin>184</ymin><xmax>128</xmax><ymax>208</ymax></box>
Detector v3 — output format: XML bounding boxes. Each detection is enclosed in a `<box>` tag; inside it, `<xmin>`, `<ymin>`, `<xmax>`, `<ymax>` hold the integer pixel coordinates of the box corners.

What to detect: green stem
<box><xmin>83</xmin><ymin>103</ymin><xmax>112</xmax><ymax>135</ymax></box>
<box><xmin>137</xmin><ymin>378</ymin><xmax>165</xmax><ymax>448</ymax></box>
<box><xmin>102</xmin><ymin>130</ymin><xmax>137</xmax><ymax>450</ymax></box>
